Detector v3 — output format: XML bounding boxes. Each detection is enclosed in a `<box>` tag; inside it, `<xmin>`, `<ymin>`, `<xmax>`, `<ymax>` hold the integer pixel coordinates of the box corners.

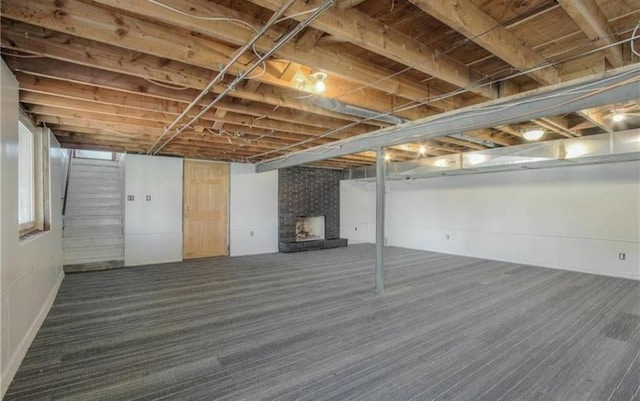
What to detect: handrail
<box><xmin>61</xmin><ymin>150</ymin><xmax>74</xmax><ymax>216</ymax></box>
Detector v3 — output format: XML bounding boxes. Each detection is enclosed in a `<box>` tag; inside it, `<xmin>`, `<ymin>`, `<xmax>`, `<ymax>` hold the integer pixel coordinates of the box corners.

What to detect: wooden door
<box><xmin>183</xmin><ymin>160</ymin><xmax>229</xmax><ymax>259</ymax></box>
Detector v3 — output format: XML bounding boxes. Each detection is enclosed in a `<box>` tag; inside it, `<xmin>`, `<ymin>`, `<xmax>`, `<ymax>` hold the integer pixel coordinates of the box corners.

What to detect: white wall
<box><xmin>341</xmin><ymin>161</ymin><xmax>640</xmax><ymax>280</ymax></box>
<box><xmin>340</xmin><ymin>180</ymin><xmax>375</xmax><ymax>244</ymax></box>
<box><xmin>124</xmin><ymin>154</ymin><xmax>183</xmax><ymax>266</ymax></box>
<box><xmin>229</xmin><ymin>163</ymin><xmax>278</xmax><ymax>256</ymax></box>
<box><xmin>1</xmin><ymin>61</ymin><xmax>65</xmax><ymax>397</ymax></box>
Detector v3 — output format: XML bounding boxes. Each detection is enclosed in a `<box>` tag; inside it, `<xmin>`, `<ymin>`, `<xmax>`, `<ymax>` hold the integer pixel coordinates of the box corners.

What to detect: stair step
<box><xmin>64</xmin><ymin>246</ymin><xmax>124</xmax><ymax>264</ymax></box>
<box><xmin>70</xmin><ymin>170</ymin><xmax>120</xmax><ymax>180</ymax></box>
<box><xmin>71</xmin><ymin>159</ymin><xmax>120</xmax><ymax>170</ymax></box>
<box><xmin>66</xmin><ymin>199</ymin><xmax>122</xmax><ymax>209</ymax></box>
<box><xmin>64</xmin><ymin>216</ymin><xmax>122</xmax><ymax>227</ymax></box>
<box><xmin>64</xmin><ymin>206</ymin><xmax>122</xmax><ymax>217</ymax></box>
<box><xmin>72</xmin><ymin>159</ymin><xmax>119</xmax><ymax>168</ymax></box>
<box><xmin>65</xmin><ymin>192</ymin><xmax>121</xmax><ymax>200</ymax></box>
<box><xmin>64</xmin><ymin>260</ymin><xmax>124</xmax><ymax>273</ymax></box>
<box><xmin>63</xmin><ymin>236</ymin><xmax>123</xmax><ymax>249</ymax></box>
<box><xmin>67</xmin><ymin>185</ymin><xmax>121</xmax><ymax>194</ymax></box>
<box><xmin>69</xmin><ymin>178</ymin><xmax>121</xmax><ymax>187</ymax></box>
<box><xmin>63</xmin><ymin>226</ymin><xmax>123</xmax><ymax>238</ymax></box>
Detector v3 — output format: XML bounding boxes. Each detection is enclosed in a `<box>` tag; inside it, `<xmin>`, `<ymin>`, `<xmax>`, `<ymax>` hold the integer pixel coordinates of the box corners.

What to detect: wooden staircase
<box><xmin>63</xmin><ymin>156</ymin><xmax>124</xmax><ymax>272</ymax></box>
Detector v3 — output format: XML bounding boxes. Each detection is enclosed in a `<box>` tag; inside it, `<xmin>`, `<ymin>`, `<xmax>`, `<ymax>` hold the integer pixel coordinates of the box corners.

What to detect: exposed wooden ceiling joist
<box><xmin>409</xmin><ymin>0</ymin><xmax>561</xmax><ymax>86</ymax></box>
<box><xmin>556</xmin><ymin>0</ymin><xmax>625</xmax><ymax>68</ymax></box>
<box><xmin>0</xmin><ymin>0</ymin><xmax>439</xmax><ymax>121</ymax></box>
<box><xmin>246</xmin><ymin>0</ymin><xmax>498</xmax><ymax>98</ymax></box>
<box><xmin>1</xmin><ymin>0</ymin><xmax>638</xmax><ymax>169</ymax></box>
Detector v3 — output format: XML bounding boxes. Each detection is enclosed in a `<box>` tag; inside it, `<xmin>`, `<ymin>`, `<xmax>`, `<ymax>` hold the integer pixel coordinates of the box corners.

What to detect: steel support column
<box><xmin>375</xmin><ymin>148</ymin><xmax>386</xmax><ymax>294</ymax></box>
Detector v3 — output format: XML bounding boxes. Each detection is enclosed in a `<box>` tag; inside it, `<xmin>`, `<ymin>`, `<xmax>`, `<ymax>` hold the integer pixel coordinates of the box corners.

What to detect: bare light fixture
<box><xmin>418</xmin><ymin>145</ymin><xmax>426</xmax><ymax>155</ymax></box>
<box><xmin>612</xmin><ymin>112</ymin><xmax>626</xmax><ymax>122</ymax></box>
<box><xmin>384</xmin><ymin>153</ymin><xmax>391</xmax><ymax>161</ymax></box>
<box><xmin>522</xmin><ymin>128</ymin><xmax>545</xmax><ymax>141</ymax></box>
<box><xmin>311</xmin><ymin>70</ymin><xmax>328</xmax><ymax>93</ymax></box>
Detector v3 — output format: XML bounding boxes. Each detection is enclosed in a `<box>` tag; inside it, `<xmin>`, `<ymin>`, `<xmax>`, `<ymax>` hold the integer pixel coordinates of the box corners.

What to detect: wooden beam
<box><xmin>495</xmin><ymin>125</ymin><xmax>526</xmax><ymax>139</ymax></box>
<box><xmin>212</xmin><ymin>110</ymin><xmax>227</xmax><ymax>131</ymax></box>
<box><xmin>338</xmin><ymin>0</ymin><xmax>368</xmax><ymax>9</ymax></box>
<box><xmin>1</xmin><ymin>0</ymin><xmax>438</xmax><ymax>120</ymax></box>
<box><xmin>238</xmin><ymin>80</ymin><xmax>262</xmax><ymax>106</ymax></box>
<box><xmin>576</xmin><ymin>109</ymin><xmax>611</xmax><ymax>133</ymax></box>
<box><xmin>23</xmin><ymin>93</ymin><xmax>357</xmax><ymax>146</ymax></box>
<box><xmin>57</xmin><ymin>0</ymin><xmax>460</xmax><ymax>112</ymax></box>
<box><xmin>42</xmin><ymin>114</ymin><xmax>377</xmax><ymax>162</ymax></box>
<box><xmin>278</xmin><ymin>62</ymin><xmax>301</xmax><ymax>82</ymax></box>
<box><xmin>436</xmin><ymin>137</ymin><xmax>489</xmax><ymax>151</ymax></box>
<box><xmin>53</xmin><ymin>126</ymin><xmax>377</xmax><ymax>164</ymax></box>
<box><xmin>30</xmin><ymin>94</ymin><xmax>353</xmax><ymax>140</ymax></box>
<box><xmin>468</xmin><ymin>129</ymin><xmax>521</xmax><ymax>147</ymax></box>
<box><xmin>409</xmin><ymin>0</ymin><xmax>560</xmax><ymax>86</ymax></box>
<box><xmin>1</xmin><ymin>21</ymin><xmax>384</xmax><ymax>125</ymax></box>
<box><xmin>295</xmin><ymin>28</ymin><xmax>325</xmax><ymax>52</ymax></box>
<box><xmin>10</xmin><ymin>65</ymin><xmax>378</xmax><ymax>136</ymax></box>
<box><xmin>408</xmin><ymin>0</ymin><xmax>587</xmax><ymax>137</ymax></box>
<box><xmin>246</xmin><ymin>0</ymin><xmax>497</xmax><ymax>98</ymax></box>
<box><xmin>556</xmin><ymin>0</ymin><xmax>624</xmax><ymax>68</ymax></box>
<box><xmin>315</xmin><ymin>35</ymin><xmax>349</xmax><ymax>46</ymax></box>
<box><xmin>534</xmin><ymin>118</ymin><xmax>577</xmax><ymax>138</ymax></box>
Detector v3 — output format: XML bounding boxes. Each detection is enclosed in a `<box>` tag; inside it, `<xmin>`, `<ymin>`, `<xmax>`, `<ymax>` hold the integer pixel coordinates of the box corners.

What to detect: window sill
<box><xmin>20</xmin><ymin>229</ymin><xmax>48</xmax><ymax>244</ymax></box>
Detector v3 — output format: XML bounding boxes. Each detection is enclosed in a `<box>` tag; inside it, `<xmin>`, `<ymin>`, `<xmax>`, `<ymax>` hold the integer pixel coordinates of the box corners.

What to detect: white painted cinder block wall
<box><xmin>340</xmin><ymin>161</ymin><xmax>640</xmax><ymax>280</ymax></box>
<box><xmin>229</xmin><ymin>163</ymin><xmax>278</xmax><ymax>256</ymax></box>
<box><xmin>1</xmin><ymin>61</ymin><xmax>65</xmax><ymax>397</ymax></box>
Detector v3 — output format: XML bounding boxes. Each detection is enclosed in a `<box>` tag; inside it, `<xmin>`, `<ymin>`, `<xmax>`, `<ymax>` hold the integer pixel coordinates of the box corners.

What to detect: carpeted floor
<box><xmin>4</xmin><ymin>244</ymin><xmax>640</xmax><ymax>400</ymax></box>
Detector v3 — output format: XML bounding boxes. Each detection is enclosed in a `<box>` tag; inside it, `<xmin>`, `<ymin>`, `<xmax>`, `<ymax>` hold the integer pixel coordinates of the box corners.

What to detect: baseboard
<box><xmin>1</xmin><ymin>270</ymin><xmax>64</xmax><ymax>398</ymax></box>
<box><xmin>230</xmin><ymin>248</ymin><xmax>278</xmax><ymax>257</ymax></box>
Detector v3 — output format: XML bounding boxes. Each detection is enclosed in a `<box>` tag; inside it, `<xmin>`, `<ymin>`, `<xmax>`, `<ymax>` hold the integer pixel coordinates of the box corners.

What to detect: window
<box><xmin>18</xmin><ymin>121</ymin><xmax>35</xmax><ymax>230</ymax></box>
<box><xmin>75</xmin><ymin>150</ymin><xmax>114</xmax><ymax>160</ymax></box>
<box><xmin>18</xmin><ymin>114</ymin><xmax>49</xmax><ymax>237</ymax></box>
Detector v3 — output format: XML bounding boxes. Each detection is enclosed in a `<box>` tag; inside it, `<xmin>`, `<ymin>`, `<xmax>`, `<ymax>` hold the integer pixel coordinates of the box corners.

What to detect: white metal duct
<box><xmin>342</xmin><ymin>129</ymin><xmax>640</xmax><ymax>181</ymax></box>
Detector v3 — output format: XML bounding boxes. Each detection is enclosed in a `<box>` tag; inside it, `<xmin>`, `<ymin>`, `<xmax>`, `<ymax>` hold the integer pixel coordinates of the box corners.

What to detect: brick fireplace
<box><xmin>278</xmin><ymin>167</ymin><xmax>347</xmax><ymax>252</ymax></box>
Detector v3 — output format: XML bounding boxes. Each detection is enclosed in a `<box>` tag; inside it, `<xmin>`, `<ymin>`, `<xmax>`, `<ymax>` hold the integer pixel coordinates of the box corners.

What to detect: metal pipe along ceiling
<box><xmin>310</xmin><ymin>97</ymin><xmax>409</xmax><ymax>125</ymax></box>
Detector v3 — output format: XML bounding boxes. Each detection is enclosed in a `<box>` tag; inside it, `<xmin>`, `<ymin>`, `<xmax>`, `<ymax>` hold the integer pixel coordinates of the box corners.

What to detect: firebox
<box><xmin>295</xmin><ymin>216</ymin><xmax>325</xmax><ymax>242</ymax></box>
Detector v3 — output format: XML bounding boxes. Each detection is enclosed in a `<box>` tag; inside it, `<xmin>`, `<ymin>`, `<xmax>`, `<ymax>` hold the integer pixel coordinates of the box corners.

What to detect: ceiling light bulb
<box><xmin>384</xmin><ymin>153</ymin><xmax>390</xmax><ymax>161</ymax></box>
<box><xmin>310</xmin><ymin>70</ymin><xmax>328</xmax><ymax>93</ymax></box>
<box><xmin>612</xmin><ymin>112</ymin><xmax>625</xmax><ymax>122</ymax></box>
<box><xmin>418</xmin><ymin>145</ymin><xmax>426</xmax><ymax>155</ymax></box>
<box><xmin>522</xmin><ymin>129</ymin><xmax>544</xmax><ymax>141</ymax></box>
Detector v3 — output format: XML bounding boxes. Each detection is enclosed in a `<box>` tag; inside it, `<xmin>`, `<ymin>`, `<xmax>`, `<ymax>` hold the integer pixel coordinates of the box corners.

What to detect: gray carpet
<box><xmin>4</xmin><ymin>244</ymin><xmax>640</xmax><ymax>400</ymax></box>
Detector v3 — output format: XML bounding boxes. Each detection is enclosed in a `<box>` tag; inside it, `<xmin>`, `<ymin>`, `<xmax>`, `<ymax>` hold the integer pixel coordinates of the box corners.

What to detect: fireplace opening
<box><xmin>296</xmin><ymin>216</ymin><xmax>325</xmax><ymax>242</ymax></box>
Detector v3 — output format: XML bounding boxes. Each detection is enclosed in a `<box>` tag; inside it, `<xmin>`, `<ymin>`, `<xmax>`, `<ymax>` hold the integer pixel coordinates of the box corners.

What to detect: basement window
<box><xmin>75</xmin><ymin>150</ymin><xmax>115</xmax><ymax>160</ymax></box>
<box><xmin>18</xmin><ymin>116</ymin><xmax>50</xmax><ymax>238</ymax></box>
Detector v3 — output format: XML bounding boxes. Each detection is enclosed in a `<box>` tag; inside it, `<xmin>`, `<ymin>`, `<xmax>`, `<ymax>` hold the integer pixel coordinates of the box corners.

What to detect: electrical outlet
<box><xmin>445</xmin><ymin>234</ymin><xmax>450</xmax><ymax>240</ymax></box>
<box><xmin>250</xmin><ymin>231</ymin><xmax>254</xmax><ymax>237</ymax></box>
<box><xmin>355</xmin><ymin>227</ymin><xmax>358</xmax><ymax>231</ymax></box>
<box><xmin>618</xmin><ymin>252</ymin><xmax>626</xmax><ymax>260</ymax></box>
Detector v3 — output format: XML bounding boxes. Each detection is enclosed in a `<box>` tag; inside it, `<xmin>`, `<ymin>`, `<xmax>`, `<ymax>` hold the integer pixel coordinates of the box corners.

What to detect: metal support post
<box><xmin>375</xmin><ymin>148</ymin><xmax>386</xmax><ymax>294</ymax></box>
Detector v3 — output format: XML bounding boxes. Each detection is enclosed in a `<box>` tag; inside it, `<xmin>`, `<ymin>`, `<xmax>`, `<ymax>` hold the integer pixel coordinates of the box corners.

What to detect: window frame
<box><xmin>18</xmin><ymin>112</ymin><xmax>50</xmax><ymax>238</ymax></box>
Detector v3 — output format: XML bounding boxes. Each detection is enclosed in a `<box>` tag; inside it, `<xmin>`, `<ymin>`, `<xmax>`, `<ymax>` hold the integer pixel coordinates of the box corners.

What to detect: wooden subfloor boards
<box><xmin>4</xmin><ymin>244</ymin><xmax>640</xmax><ymax>401</ymax></box>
